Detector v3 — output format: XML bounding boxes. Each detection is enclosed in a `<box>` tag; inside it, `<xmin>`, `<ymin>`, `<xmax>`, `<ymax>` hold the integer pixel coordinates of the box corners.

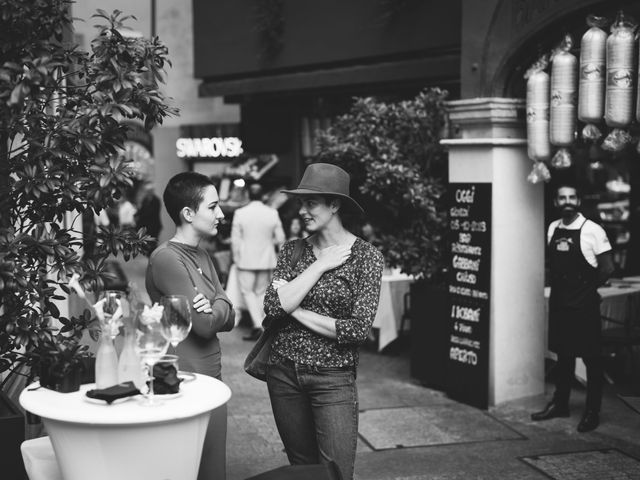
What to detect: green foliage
<box><xmin>314</xmin><ymin>88</ymin><xmax>449</xmax><ymax>281</ymax></box>
<box><xmin>0</xmin><ymin>1</ymin><xmax>177</xmax><ymax>388</ymax></box>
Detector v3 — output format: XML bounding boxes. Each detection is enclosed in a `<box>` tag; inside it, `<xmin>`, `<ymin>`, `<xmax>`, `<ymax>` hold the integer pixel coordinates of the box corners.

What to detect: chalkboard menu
<box><xmin>446</xmin><ymin>183</ymin><xmax>492</xmax><ymax>409</ymax></box>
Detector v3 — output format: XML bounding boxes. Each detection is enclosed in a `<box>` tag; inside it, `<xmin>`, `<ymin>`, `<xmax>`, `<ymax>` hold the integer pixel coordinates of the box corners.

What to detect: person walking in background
<box><xmin>117</xmin><ymin>187</ymin><xmax>138</xmax><ymax>228</ymax></box>
<box><xmin>231</xmin><ymin>182</ymin><xmax>285</xmax><ymax>341</ymax></box>
<box><xmin>285</xmin><ymin>215</ymin><xmax>307</xmax><ymax>241</ymax></box>
<box><xmin>146</xmin><ymin>172</ymin><xmax>235</xmax><ymax>480</ymax></box>
<box><xmin>531</xmin><ymin>184</ymin><xmax>614</xmax><ymax>433</ymax></box>
<box><xmin>263</xmin><ymin>163</ymin><xmax>384</xmax><ymax>480</ymax></box>
<box><xmin>134</xmin><ymin>180</ymin><xmax>162</xmax><ymax>254</ymax></box>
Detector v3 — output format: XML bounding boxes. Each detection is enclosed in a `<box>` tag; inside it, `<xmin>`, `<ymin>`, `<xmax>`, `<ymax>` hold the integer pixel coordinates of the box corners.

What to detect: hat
<box><xmin>282</xmin><ymin>163</ymin><xmax>364</xmax><ymax>214</ymax></box>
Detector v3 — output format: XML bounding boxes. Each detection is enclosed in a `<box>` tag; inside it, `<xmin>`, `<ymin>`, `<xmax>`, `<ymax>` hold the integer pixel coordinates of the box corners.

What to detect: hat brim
<box><xmin>281</xmin><ymin>188</ymin><xmax>364</xmax><ymax>214</ymax></box>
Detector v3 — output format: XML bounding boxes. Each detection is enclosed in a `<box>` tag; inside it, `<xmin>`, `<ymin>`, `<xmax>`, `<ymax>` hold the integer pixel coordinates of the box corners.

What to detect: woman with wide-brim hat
<box><xmin>262</xmin><ymin>163</ymin><xmax>384</xmax><ymax>480</ymax></box>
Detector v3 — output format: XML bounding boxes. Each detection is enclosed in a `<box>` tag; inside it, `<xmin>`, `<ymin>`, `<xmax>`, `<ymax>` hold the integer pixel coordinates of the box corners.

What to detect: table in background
<box><xmin>544</xmin><ymin>279</ymin><xmax>640</xmax><ymax>381</ymax></box>
<box><xmin>19</xmin><ymin>374</ymin><xmax>231</xmax><ymax>480</ymax></box>
<box><xmin>372</xmin><ymin>271</ymin><xmax>415</xmax><ymax>351</ymax></box>
<box><xmin>543</xmin><ymin>280</ymin><xmax>640</xmax><ymax>332</ymax></box>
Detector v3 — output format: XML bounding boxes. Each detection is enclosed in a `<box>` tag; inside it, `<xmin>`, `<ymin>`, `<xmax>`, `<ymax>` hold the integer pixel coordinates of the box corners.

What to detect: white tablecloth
<box><xmin>20</xmin><ymin>374</ymin><xmax>231</xmax><ymax>480</ymax></box>
<box><xmin>544</xmin><ymin>279</ymin><xmax>640</xmax><ymax>381</ymax></box>
<box><xmin>544</xmin><ymin>280</ymin><xmax>640</xmax><ymax>331</ymax></box>
<box><xmin>372</xmin><ymin>271</ymin><xmax>414</xmax><ymax>351</ymax></box>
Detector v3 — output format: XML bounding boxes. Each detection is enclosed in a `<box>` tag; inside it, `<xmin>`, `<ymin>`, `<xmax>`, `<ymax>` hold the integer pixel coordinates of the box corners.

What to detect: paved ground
<box><xmin>119</xmin><ymin>256</ymin><xmax>640</xmax><ymax>480</ymax></box>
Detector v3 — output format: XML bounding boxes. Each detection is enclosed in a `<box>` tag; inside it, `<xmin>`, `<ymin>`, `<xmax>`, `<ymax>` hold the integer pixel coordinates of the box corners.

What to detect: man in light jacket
<box><xmin>231</xmin><ymin>182</ymin><xmax>285</xmax><ymax>340</ymax></box>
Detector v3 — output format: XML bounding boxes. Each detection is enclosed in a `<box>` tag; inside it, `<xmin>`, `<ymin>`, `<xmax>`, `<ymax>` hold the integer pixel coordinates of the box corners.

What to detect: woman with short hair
<box><xmin>146</xmin><ymin>171</ymin><xmax>235</xmax><ymax>480</ymax></box>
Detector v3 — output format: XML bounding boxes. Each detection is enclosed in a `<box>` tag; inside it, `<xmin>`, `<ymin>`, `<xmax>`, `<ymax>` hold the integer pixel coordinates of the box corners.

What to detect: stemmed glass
<box><xmin>134</xmin><ymin>308</ymin><xmax>170</xmax><ymax>406</ymax></box>
<box><xmin>159</xmin><ymin>295</ymin><xmax>192</xmax><ymax>348</ymax></box>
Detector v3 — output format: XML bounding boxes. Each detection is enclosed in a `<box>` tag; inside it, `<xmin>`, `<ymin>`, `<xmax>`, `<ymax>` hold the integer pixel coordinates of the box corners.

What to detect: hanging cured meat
<box><xmin>602</xmin><ymin>11</ymin><xmax>636</xmax><ymax>152</ymax></box>
<box><xmin>524</xmin><ymin>54</ymin><xmax>552</xmax><ymax>184</ymax></box>
<box><xmin>549</xmin><ymin>35</ymin><xmax>577</xmax><ymax>168</ymax></box>
<box><xmin>578</xmin><ymin>16</ymin><xmax>607</xmax><ymax>141</ymax></box>
<box><xmin>526</xmin><ymin>65</ymin><xmax>551</xmax><ymax>162</ymax></box>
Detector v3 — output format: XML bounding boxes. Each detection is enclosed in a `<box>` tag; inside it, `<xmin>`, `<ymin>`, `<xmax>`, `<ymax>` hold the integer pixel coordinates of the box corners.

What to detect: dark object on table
<box><xmin>245</xmin><ymin>461</ymin><xmax>343</xmax><ymax>480</ymax></box>
<box><xmin>86</xmin><ymin>381</ymin><xmax>140</xmax><ymax>404</ymax></box>
<box><xmin>151</xmin><ymin>363</ymin><xmax>183</xmax><ymax>394</ymax></box>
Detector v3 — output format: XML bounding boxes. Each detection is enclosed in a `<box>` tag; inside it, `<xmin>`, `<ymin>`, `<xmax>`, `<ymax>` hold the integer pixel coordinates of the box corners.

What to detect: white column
<box><xmin>443</xmin><ymin>98</ymin><xmax>545</xmax><ymax>406</ymax></box>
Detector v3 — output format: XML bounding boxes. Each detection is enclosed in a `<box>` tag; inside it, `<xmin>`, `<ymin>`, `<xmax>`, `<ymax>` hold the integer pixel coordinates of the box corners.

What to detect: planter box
<box><xmin>0</xmin><ymin>390</ymin><xmax>26</xmax><ymax>479</ymax></box>
<box><xmin>410</xmin><ymin>281</ymin><xmax>449</xmax><ymax>390</ymax></box>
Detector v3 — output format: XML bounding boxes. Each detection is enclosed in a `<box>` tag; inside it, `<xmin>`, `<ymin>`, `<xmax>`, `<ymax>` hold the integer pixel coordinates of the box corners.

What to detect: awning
<box><xmin>198</xmin><ymin>52</ymin><xmax>460</xmax><ymax>99</ymax></box>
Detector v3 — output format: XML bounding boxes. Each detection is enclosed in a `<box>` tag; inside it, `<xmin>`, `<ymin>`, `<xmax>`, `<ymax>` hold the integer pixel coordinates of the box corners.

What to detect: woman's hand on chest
<box><xmin>313</xmin><ymin>244</ymin><xmax>352</xmax><ymax>272</ymax></box>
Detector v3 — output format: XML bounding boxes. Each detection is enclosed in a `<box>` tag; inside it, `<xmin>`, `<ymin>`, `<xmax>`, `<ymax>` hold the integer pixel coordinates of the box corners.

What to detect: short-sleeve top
<box><xmin>547</xmin><ymin>214</ymin><xmax>611</xmax><ymax>267</ymax></box>
<box><xmin>263</xmin><ymin>237</ymin><xmax>384</xmax><ymax>368</ymax></box>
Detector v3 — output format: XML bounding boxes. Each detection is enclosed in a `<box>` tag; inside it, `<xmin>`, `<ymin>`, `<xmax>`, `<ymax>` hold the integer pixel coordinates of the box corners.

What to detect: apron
<box><xmin>548</xmin><ymin>219</ymin><xmax>601</xmax><ymax>356</ymax></box>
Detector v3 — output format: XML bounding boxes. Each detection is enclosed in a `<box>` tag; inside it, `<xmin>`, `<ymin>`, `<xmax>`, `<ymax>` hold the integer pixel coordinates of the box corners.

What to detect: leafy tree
<box><xmin>0</xmin><ymin>0</ymin><xmax>177</xmax><ymax>390</ymax></box>
<box><xmin>314</xmin><ymin>88</ymin><xmax>449</xmax><ymax>281</ymax></box>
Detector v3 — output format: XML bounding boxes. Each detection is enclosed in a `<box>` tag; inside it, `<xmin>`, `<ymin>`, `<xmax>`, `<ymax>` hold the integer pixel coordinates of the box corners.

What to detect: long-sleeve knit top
<box><xmin>264</xmin><ymin>237</ymin><xmax>383</xmax><ymax>368</ymax></box>
<box><xmin>146</xmin><ymin>241</ymin><xmax>235</xmax><ymax>377</ymax></box>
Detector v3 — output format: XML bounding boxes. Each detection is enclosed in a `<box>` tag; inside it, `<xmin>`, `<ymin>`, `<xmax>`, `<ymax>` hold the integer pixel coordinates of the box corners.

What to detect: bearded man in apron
<box><xmin>531</xmin><ymin>184</ymin><xmax>614</xmax><ymax>432</ymax></box>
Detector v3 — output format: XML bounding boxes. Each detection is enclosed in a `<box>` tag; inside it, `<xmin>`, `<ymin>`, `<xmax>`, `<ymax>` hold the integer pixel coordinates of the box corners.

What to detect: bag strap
<box><xmin>290</xmin><ymin>238</ymin><xmax>305</xmax><ymax>270</ymax></box>
<box><xmin>263</xmin><ymin>239</ymin><xmax>305</xmax><ymax>331</ymax></box>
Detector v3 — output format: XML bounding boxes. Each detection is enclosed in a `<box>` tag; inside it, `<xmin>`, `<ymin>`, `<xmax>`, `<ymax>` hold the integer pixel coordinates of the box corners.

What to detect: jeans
<box><xmin>267</xmin><ymin>359</ymin><xmax>359</xmax><ymax>480</ymax></box>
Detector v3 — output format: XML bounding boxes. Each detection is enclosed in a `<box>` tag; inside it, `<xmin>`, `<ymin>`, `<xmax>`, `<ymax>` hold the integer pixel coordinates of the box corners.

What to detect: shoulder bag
<box><xmin>244</xmin><ymin>239</ymin><xmax>305</xmax><ymax>381</ymax></box>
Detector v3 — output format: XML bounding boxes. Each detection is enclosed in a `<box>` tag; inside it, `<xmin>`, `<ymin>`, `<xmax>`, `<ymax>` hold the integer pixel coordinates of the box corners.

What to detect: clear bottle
<box><xmin>95</xmin><ymin>330</ymin><xmax>119</xmax><ymax>389</ymax></box>
<box><xmin>118</xmin><ymin>322</ymin><xmax>144</xmax><ymax>389</ymax></box>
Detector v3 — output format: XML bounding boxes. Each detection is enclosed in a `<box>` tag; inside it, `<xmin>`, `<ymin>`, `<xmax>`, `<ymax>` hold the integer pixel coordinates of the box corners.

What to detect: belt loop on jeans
<box><xmin>278</xmin><ymin>357</ymin><xmax>355</xmax><ymax>374</ymax></box>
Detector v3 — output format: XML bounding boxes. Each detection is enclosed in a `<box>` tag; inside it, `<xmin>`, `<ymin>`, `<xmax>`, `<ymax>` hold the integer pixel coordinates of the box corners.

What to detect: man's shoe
<box><xmin>530</xmin><ymin>402</ymin><xmax>570</xmax><ymax>421</ymax></box>
<box><xmin>577</xmin><ymin>410</ymin><xmax>599</xmax><ymax>433</ymax></box>
<box><xmin>243</xmin><ymin>327</ymin><xmax>263</xmax><ymax>341</ymax></box>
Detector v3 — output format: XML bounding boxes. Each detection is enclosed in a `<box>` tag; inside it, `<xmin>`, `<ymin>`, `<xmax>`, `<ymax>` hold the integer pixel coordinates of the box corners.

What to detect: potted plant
<box><xmin>34</xmin><ymin>320</ymin><xmax>93</xmax><ymax>394</ymax></box>
<box><xmin>313</xmin><ymin>88</ymin><xmax>450</xmax><ymax>387</ymax></box>
<box><xmin>0</xmin><ymin>2</ymin><xmax>176</xmax><ymax>474</ymax></box>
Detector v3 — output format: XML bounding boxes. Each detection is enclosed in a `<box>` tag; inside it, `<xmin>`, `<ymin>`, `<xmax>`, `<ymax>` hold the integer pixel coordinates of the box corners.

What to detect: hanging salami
<box><xmin>526</xmin><ymin>62</ymin><xmax>551</xmax><ymax>162</ymax></box>
<box><xmin>578</xmin><ymin>16</ymin><xmax>607</xmax><ymax>141</ymax></box>
<box><xmin>549</xmin><ymin>35</ymin><xmax>577</xmax><ymax>168</ymax></box>
<box><xmin>524</xmin><ymin>54</ymin><xmax>552</xmax><ymax>184</ymax></box>
<box><xmin>602</xmin><ymin>11</ymin><xmax>636</xmax><ymax>152</ymax></box>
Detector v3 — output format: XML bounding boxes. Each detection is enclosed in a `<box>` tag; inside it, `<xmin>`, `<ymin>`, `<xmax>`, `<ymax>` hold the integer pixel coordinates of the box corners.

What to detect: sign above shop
<box><xmin>176</xmin><ymin>137</ymin><xmax>244</xmax><ymax>158</ymax></box>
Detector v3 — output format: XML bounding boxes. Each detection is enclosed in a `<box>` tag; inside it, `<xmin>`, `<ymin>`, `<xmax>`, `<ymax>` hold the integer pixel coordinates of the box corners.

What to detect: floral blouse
<box><xmin>264</xmin><ymin>237</ymin><xmax>384</xmax><ymax>368</ymax></box>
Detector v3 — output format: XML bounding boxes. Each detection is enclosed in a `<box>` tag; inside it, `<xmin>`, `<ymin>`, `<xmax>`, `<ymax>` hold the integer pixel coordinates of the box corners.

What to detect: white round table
<box><xmin>20</xmin><ymin>374</ymin><xmax>231</xmax><ymax>480</ymax></box>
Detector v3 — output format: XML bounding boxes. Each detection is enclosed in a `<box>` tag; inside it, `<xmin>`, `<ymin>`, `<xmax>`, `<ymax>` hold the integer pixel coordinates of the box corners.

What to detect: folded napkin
<box><xmin>151</xmin><ymin>363</ymin><xmax>183</xmax><ymax>395</ymax></box>
<box><xmin>86</xmin><ymin>381</ymin><xmax>141</xmax><ymax>404</ymax></box>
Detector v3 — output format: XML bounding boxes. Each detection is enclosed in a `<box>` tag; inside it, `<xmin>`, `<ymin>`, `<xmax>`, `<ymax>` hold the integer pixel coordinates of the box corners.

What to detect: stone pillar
<box><xmin>442</xmin><ymin>98</ymin><xmax>545</xmax><ymax>406</ymax></box>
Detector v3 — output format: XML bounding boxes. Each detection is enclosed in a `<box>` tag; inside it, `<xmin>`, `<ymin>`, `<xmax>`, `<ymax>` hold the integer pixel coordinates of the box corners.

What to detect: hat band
<box><xmin>296</xmin><ymin>184</ymin><xmax>348</xmax><ymax>196</ymax></box>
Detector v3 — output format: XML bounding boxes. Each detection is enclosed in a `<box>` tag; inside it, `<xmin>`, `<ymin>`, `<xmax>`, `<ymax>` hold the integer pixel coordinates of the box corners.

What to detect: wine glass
<box><xmin>134</xmin><ymin>314</ymin><xmax>169</xmax><ymax>406</ymax></box>
<box><xmin>159</xmin><ymin>295</ymin><xmax>192</xmax><ymax>348</ymax></box>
